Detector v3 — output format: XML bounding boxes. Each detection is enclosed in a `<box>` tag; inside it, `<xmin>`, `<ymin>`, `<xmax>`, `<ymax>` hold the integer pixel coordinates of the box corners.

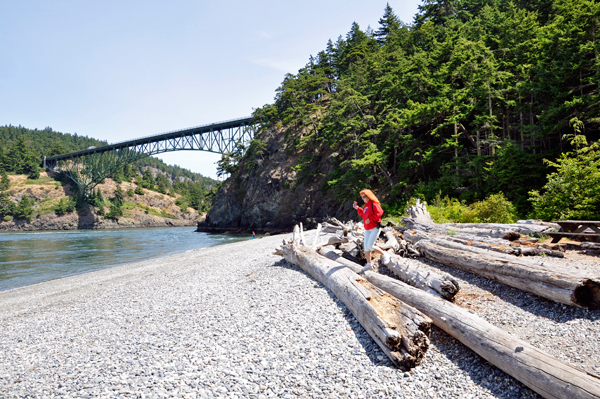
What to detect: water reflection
<box><xmin>0</xmin><ymin>227</ymin><xmax>249</xmax><ymax>292</ymax></box>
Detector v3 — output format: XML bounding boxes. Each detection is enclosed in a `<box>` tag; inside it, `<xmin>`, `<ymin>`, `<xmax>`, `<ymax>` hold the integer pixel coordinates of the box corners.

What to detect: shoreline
<box><xmin>0</xmin><ymin>216</ymin><xmax>199</xmax><ymax>233</ymax></box>
<box><xmin>195</xmin><ymin>224</ymin><xmax>289</xmax><ymax>235</ymax></box>
<box><xmin>0</xmin><ymin>221</ymin><xmax>198</xmax><ymax>234</ymax></box>
<box><xmin>1</xmin><ymin>231</ymin><xmax>598</xmax><ymax>398</ymax></box>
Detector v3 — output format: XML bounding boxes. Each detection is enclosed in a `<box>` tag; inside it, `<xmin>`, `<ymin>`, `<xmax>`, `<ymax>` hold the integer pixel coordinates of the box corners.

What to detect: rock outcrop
<box><xmin>198</xmin><ymin>127</ymin><xmax>356</xmax><ymax>233</ymax></box>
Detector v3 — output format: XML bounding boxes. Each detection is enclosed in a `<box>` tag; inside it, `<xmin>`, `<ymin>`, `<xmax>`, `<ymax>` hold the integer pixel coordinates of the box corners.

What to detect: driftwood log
<box><xmin>325</xmin><ymin>254</ymin><xmax>600</xmax><ymax>399</ymax></box>
<box><xmin>379</xmin><ymin>229</ymin><xmax>400</xmax><ymax>251</ymax></box>
<box><xmin>405</xmin><ymin>230</ymin><xmax>565</xmax><ymax>259</ymax></box>
<box><xmin>319</xmin><ymin>248</ymin><xmax>459</xmax><ymax>301</ymax></box>
<box><xmin>276</xmin><ymin>231</ymin><xmax>431</xmax><ymax>370</ymax></box>
<box><xmin>415</xmin><ymin>239</ymin><xmax>600</xmax><ymax>309</ymax></box>
<box><xmin>402</xmin><ymin>199</ymin><xmax>560</xmax><ymax>238</ymax></box>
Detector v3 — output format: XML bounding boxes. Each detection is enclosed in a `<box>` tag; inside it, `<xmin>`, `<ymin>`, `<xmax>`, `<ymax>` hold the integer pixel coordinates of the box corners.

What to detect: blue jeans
<box><xmin>364</xmin><ymin>227</ymin><xmax>380</xmax><ymax>252</ymax></box>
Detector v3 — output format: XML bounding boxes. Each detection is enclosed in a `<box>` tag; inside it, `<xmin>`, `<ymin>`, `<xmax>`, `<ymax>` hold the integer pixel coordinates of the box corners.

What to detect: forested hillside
<box><xmin>239</xmin><ymin>0</ymin><xmax>600</xmax><ymax>219</ymax></box>
<box><xmin>0</xmin><ymin>124</ymin><xmax>218</xmax><ymax>215</ymax></box>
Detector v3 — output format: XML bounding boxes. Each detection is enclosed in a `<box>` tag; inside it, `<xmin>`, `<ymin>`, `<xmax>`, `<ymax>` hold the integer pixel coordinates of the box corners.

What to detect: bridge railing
<box><xmin>108</xmin><ymin>115</ymin><xmax>255</xmax><ymax>146</ymax></box>
<box><xmin>45</xmin><ymin>115</ymin><xmax>258</xmax><ymax>162</ymax></box>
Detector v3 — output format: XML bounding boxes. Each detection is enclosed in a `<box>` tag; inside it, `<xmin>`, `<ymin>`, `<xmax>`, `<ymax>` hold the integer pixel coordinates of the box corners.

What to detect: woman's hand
<box><xmin>365</xmin><ymin>218</ymin><xmax>371</xmax><ymax>225</ymax></box>
<box><xmin>353</xmin><ymin>201</ymin><xmax>358</xmax><ymax>210</ymax></box>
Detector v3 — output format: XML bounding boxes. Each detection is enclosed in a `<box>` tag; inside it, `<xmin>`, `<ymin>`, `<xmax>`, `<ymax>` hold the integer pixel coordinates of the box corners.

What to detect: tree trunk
<box><xmin>401</xmin><ymin>202</ymin><xmax>559</xmax><ymax>238</ymax></box>
<box><xmin>415</xmin><ymin>240</ymin><xmax>600</xmax><ymax>309</ymax></box>
<box><xmin>404</xmin><ymin>230</ymin><xmax>564</xmax><ymax>258</ymax></box>
<box><xmin>276</xmin><ymin>240</ymin><xmax>431</xmax><ymax>370</ymax></box>
<box><xmin>378</xmin><ymin>229</ymin><xmax>400</xmax><ymax>251</ymax></box>
<box><xmin>338</xmin><ymin>257</ymin><xmax>600</xmax><ymax>399</ymax></box>
<box><xmin>320</xmin><ymin>248</ymin><xmax>460</xmax><ymax>301</ymax></box>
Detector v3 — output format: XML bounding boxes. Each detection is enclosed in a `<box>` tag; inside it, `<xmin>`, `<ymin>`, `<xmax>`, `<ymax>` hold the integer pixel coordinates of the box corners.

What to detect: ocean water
<box><xmin>0</xmin><ymin>227</ymin><xmax>250</xmax><ymax>292</ymax></box>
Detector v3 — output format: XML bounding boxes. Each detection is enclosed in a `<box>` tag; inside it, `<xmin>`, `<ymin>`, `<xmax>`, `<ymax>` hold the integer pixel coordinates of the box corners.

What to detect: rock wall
<box><xmin>198</xmin><ymin>127</ymin><xmax>356</xmax><ymax>233</ymax></box>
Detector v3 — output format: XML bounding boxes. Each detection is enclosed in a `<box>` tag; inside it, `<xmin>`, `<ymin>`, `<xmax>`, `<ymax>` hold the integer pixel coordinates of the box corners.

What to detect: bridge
<box><xmin>44</xmin><ymin>116</ymin><xmax>257</xmax><ymax>195</ymax></box>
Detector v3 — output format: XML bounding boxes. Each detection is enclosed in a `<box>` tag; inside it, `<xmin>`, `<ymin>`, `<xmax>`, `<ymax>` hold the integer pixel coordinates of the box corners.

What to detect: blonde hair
<box><xmin>359</xmin><ymin>189</ymin><xmax>380</xmax><ymax>204</ymax></box>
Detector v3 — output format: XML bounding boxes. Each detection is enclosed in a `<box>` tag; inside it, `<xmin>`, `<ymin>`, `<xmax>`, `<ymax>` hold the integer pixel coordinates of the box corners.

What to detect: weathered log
<box><xmin>404</xmin><ymin>199</ymin><xmax>435</xmax><ymax>225</ymax></box>
<box><xmin>330</xmin><ymin>255</ymin><xmax>600</xmax><ymax>399</ymax></box>
<box><xmin>379</xmin><ymin>229</ymin><xmax>400</xmax><ymax>251</ymax></box>
<box><xmin>445</xmin><ymin>235</ymin><xmax>565</xmax><ymax>258</ymax></box>
<box><xmin>443</xmin><ymin>220</ymin><xmax>561</xmax><ymax>234</ymax></box>
<box><xmin>405</xmin><ymin>230</ymin><xmax>565</xmax><ymax>260</ymax></box>
<box><xmin>276</xmin><ymin>240</ymin><xmax>431</xmax><ymax>370</ymax></box>
<box><xmin>324</xmin><ymin>217</ymin><xmax>363</xmax><ymax>235</ymax></box>
<box><xmin>416</xmin><ymin>240</ymin><xmax>600</xmax><ymax>309</ymax></box>
<box><xmin>319</xmin><ymin>234</ymin><xmax>349</xmax><ymax>247</ymax></box>
<box><xmin>312</xmin><ymin>223</ymin><xmax>322</xmax><ymax>246</ymax></box>
<box><xmin>339</xmin><ymin>241</ymin><xmax>362</xmax><ymax>259</ymax></box>
<box><xmin>402</xmin><ymin>201</ymin><xmax>560</xmax><ymax>238</ymax></box>
<box><xmin>319</xmin><ymin>249</ymin><xmax>460</xmax><ymax>301</ymax></box>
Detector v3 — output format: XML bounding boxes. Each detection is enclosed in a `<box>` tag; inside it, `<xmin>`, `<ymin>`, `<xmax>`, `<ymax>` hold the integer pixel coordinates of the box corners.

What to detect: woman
<box><xmin>353</xmin><ymin>189</ymin><xmax>389</xmax><ymax>273</ymax></box>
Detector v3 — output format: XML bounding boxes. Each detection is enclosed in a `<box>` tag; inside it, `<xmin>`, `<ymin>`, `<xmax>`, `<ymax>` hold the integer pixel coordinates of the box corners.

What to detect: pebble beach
<box><xmin>1</xmin><ymin>230</ymin><xmax>599</xmax><ymax>398</ymax></box>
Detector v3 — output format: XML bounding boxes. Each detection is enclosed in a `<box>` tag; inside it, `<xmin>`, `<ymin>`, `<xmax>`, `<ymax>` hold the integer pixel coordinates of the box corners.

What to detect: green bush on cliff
<box><xmin>175</xmin><ymin>197</ymin><xmax>189</xmax><ymax>213</ymax></box>
<box><xmin>86</xmin><ymin>188</ymin><xmax>105</xmax><ymax>208</ymax></box>
<box><xmin>0</xmin><ymin>193</ymin><xmax>15</xmax><ymax>218</ymax></box>
<box><xmin>105</xmin><ymin>203</ymin><xmax>123</xmax><ymax>219</ymax></box>
<box><xmin>54</xmin><ymin>197</ymin><xmax>76</xmax><ymax>216</ymax></box>
<box><xmin>14</xmin><ymin>195</ymin><xmax>34</xmax><ymax>222</ymax></box>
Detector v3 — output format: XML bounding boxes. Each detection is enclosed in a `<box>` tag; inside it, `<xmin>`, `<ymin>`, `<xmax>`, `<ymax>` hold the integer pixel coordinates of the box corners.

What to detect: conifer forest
<box><xmin>250</xmin><ymin>0</ymin><xmax>600</xmax><ymax>220</ymax></box>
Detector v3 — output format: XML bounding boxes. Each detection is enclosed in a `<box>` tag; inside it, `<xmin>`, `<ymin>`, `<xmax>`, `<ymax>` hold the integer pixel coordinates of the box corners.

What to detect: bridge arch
<box><xmin>44</xmin><ymin>116</ymin><xmax>257</xmax><ymax>195</ymax></box>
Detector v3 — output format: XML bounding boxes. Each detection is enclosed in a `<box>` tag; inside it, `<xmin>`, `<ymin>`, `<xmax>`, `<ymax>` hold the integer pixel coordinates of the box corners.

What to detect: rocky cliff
<box><xmin>198</xmin><ymin>127</ymin><xmax>357</xmax><ymax>233</ymax></box>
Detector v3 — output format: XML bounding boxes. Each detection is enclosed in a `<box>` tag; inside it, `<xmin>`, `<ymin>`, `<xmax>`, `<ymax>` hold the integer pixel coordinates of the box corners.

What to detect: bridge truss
<box><xmin>44</xmin><ymin>116</ymin><xmax>257</xmax><ymax>195</ymax></box>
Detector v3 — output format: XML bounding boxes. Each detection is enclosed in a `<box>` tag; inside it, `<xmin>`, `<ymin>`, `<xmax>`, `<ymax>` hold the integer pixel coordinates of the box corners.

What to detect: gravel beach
<box><xmin>1</xmin><ymin>230</ymin><xmax>599</xmax><ymax>398</ymax></box>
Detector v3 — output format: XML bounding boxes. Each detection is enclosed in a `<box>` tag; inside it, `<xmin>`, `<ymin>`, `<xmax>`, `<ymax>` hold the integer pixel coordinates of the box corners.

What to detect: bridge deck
<box><xmin>46</xmin><ymin>116</ymin><xmax>254</xmax><ymax>161</ymax></box>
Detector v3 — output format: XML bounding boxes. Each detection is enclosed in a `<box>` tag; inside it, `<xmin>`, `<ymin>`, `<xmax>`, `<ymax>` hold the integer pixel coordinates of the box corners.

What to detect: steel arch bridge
<box><xmin>44</xmin><ymin>116</ymin><xmax>257</xmax><ymax>195</ymax></box>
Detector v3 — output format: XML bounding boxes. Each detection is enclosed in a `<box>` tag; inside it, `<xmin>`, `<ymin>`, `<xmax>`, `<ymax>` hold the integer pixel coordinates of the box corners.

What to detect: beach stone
<box><xmin>0</xmin><ymin>230</ymin><xmax>598</xmax><ymax>399</ymax></box>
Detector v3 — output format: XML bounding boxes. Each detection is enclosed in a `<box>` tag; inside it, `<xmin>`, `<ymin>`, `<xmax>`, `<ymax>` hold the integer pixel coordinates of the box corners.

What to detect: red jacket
<box><xmin>357</xmin><ymin>200</ymin><xmax>383</xmax><ymax>230</ymax></box>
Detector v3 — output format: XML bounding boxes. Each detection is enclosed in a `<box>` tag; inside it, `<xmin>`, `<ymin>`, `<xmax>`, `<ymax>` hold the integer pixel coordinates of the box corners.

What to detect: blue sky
<box><xmin>0</xmin><ymin>0</ymin><xmax>422</xmax><ymax>179</ymax></box>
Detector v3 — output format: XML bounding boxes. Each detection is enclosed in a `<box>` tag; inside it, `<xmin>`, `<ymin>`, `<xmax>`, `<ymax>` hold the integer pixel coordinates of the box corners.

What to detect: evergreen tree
<box><xmin>0</xmin><ymin>171</ymin><xmax>9</xmax><ymax>191</ymax></box>
<box><xmin>0</xmin><ymin>146</ymin><xmax>6</xmax><ymax>171</ymax></box>
<box><xmin>0</xmin><ymin>193</ymin><xmax>14</xmax><ymax>218</ymax></box>
<box><xmin>414</xmin><ymin>0</ymin><xmax>458</xmax><ymax>27</ymax></box>
<box><xmin>375</xmin><ymin>3</ymin><xmax>401</xmax><ymax>44</ymax></box>
<box><xmin>14</xmin><ymin>195</ymin><xmax>34</xmax><ymax>222</ymax></box>
<box><xmin>112</xmin><ymin>185</ymin><xmax>124</xmax><ymax>207</ymax></box>
<box><xmin>27</xmin><ymin>159</ymin><xmax>40</xmax><ymax>180</ymax></box>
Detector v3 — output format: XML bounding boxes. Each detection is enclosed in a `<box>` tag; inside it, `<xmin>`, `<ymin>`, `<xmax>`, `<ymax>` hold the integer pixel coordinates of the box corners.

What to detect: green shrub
<box><xmin>0</xmin><ymin>193</ymin><xmax>15</xmax><ymax>217</ymax></box>
<box><xmin>428</xmin><ymin>195</ymin><xmax>474</xmax><ymax>224</ymax></box>
<box><xmin>112</xmin><ymin>185</ymin><xmax>124</xmax><ymax>206</ymax></box>
<box><xmin>2</xmin><ymin>215</ymin><xmax>13</xmax><ymax>222</ymax></box>
<box><xmin>27</xmin><ymin>165</ymin><xmax>40</xmax><ymax>180</ymax></box>
<box><xmin>87</xmin><ymin>189</ymin><xmax>105</xmax><ymax>208</ymax></box>
<box><xmin>175</xmin><ymin>197</ymin><xmax>189</xmax><ymax>212</ymax></box>
<box><xmin>14</xmin><ymin>195</ymin><xmax>34</xmax><ymax>222</ymax></box>
<box><xmin>420</xmin><ymin>192</ymin><xmax>517</xmax><ymax>224</ymax></box>
<box><xmin>469</xmin><ymin>192</ymin><xmax>518</xmax><ymax>224</ymax></box>
<box><xmin>54</xmin><ymin>197</ymin><xmax>76</xmax><ymax>216</ymax></box>
<box><xmin>529</xmin><ymin>129</ymin><xmax>600</xmax><ymax>221</ymax></box>
<box><xmin>134</xmin><ymin>186</ymin><xmax>144</xmax><ymax>195</ymax></box>
<box><xmin>105</xmin><ymin>203</ymin><xmax>123</xmax><ymax>219</ymax></box>
<box><xmin>122</xmin><ymin>201</ymin><xmax>136</xmax><ymax>210</ymax></box>
<box><xmin>127</xmin><ymin>188</ymin><xmax>135</xmax><ymax>197</ymax></box>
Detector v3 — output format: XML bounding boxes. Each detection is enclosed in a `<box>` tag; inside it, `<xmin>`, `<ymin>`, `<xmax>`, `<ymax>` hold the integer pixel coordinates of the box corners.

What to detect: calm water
<box><xmin>0</xmin><ymin>227</ymin><xmax>250</xmax><ymax>292</ymax></box>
